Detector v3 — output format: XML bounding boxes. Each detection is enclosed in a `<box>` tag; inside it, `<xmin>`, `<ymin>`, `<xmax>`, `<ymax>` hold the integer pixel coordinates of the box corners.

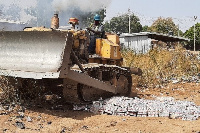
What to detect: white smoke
<box><xmin>52</xmin><ymin>0</ymin><xmax>112</xmax><ymax>12</ymax></box>
<box><xmin>51</xmin><ymin>0</ymin><xmax>112</xmax><ymax>28</ymax></box>
<box><xmin>0</xmin><ymin>0</ymin><xmax>112</xmax><ymax>28</ymax></box>
<box><xmin>0</xmin><ymin>0</ymin><xmax>37</xmax><ymax>22</ymax></box>
<box><xmin>0</xmin><ymin>0</ymin><xmax>37</xmax><ymax>8</ymax></box>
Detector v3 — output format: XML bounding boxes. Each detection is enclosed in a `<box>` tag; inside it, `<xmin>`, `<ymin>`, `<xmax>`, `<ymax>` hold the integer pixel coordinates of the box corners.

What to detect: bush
<box><xmin>122</xmin><ymin>46</ymin><xmax>200</xmax><ymax>88</ymax></box>
<box><xmin>0</xmin><ymin>76</ymin><xmax>19</xmax><ymax>103</ymax></box>
<box><xmin>0</xmin><ymin>77</ymin><xmax>49</xmax><ymax>104</ymax></box>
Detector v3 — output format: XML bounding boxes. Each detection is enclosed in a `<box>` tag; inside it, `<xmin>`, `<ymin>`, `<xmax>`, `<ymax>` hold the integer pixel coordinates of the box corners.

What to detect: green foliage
<box><xmin>24</xmin><ymin>0</ymin><xmax>54</xmax><ymax>27</ymax></box>
<box><xmin>184</xmin><ymin>23</ymin><xmax>200</xmax><ymax>49</ymax></box>
<box><xmin>142</xmin><ymin>25</ymin><xmax>150</xmax><ymax>32</ymax></box>
<box><xmin>150</xmin><ymin>17</ymin><xmax>179</xmax><ymax>36</ymax></box>
<box><xmin>104</xmin><ymin>13</ymin><xmax>142</xmax><ymax>33</ymax></box>
<box><xmin>79</xmin><ymin>8</ymin><xmax>106</xmax><ymax>28</ymax></box>
<box><xmin>178</xmin><ymin>30</ymin><xmax>184</xmax><ymax>37</ymax></box>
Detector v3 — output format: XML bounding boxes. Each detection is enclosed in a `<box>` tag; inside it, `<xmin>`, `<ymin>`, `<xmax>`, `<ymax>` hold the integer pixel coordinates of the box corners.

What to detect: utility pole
<box><xmin>178</xmin><ymin>24</ymin><xmax>180</xmax><ymax>45</ymax></box>
<box><xmin>194</xmin><ymin>16</ymin><xmax>197</xmax><ymax>51</ymax></box>
<box><xmin>128</xmin><ymin>8</ymin><xmax>131</xmax><ymax>34</ymax></box>
<box><xmin>178</xmin><ymin>24</ymin><xmax>180</xmax><ymax>37</ymax></box>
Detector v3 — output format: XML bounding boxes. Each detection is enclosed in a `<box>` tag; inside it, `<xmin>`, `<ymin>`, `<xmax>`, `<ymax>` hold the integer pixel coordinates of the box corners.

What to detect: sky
<box><xmin>0</xmin><ymin>0</ymin><xmax>199</xmax><ymax>32</ymax></box>
<box><xmin>105</xmin><ymin>0</ymin><xmax>200</xmax><ymax>32</ymax></box>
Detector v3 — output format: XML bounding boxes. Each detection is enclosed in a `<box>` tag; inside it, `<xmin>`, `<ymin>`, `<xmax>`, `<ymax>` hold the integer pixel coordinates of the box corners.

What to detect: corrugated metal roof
<box><xmin>120</xmin><ymin>32</ymin><xmax>190</xmax><ymax>42</ymax></box>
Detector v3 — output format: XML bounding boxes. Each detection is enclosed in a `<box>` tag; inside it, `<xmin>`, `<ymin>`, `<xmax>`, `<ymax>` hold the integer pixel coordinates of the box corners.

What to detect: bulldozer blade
<box><xmin>0</xmin><ymin>31</ymin><xmax>72</xmax><ymax>79</ymax></box>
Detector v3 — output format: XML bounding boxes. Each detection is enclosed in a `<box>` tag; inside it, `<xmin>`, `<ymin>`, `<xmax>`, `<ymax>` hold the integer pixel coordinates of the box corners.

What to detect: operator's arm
<box><xmin>87</xmin><ymin>25</ymin><xmax>104</xmax><ymax>35</ymax></box>
<box><xmin>87</xmin><ymin>27</ymin><xmax>102</xmax><ymax>35</ymax></box>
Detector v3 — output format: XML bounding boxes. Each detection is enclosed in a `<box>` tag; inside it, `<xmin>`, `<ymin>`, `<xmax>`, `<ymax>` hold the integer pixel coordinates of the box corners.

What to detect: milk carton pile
<box><xmin>88</xmin><ymin>96</ymin><xmax>200</xmax><ymax>121</ymax></box>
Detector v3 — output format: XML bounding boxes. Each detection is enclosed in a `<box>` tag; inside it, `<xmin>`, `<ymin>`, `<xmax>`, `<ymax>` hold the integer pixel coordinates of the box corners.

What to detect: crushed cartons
<box><xmin>171</xmin><ymin>75</ymin><xmax>200</xmax><ymax>84</ymax></box>
<box><xmin>73</xmin><ymin>96</ymin><xmax>200</xmax><ymax>121</ymax></box>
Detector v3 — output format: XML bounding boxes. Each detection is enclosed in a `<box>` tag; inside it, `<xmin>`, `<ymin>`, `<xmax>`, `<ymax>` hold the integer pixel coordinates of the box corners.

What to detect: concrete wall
<box><xmin>120</xmin><ymin>35</ymin><xmax>152</xmax><ymax>54</ymax></box>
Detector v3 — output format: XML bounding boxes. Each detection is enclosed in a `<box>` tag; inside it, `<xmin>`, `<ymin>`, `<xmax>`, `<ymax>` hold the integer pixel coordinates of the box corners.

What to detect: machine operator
<box><xmin>87</xmin><ymin>14</ymin><xmax>105</xmax><ymax>54</ymax></box>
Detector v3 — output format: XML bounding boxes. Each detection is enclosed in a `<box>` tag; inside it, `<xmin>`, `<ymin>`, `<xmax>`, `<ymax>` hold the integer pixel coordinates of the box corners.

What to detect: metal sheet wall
<box><xmin>120</xmin><ymin>35</ymin><xmax>152</xmax><ymax>54</ymax></box>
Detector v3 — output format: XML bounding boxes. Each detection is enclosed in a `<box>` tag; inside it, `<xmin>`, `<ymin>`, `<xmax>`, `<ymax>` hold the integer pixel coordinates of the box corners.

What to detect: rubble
<box><xmin>26</xmin><ymin>116</ymin><xmax>32</xmax><ymax>122</ymax></box>
<box><xmin>169</xmin><ymin>75</ymin><xmax>200</xmax><ymax>84</ymax></box>
<box><xmin>60</xmin><ymin>127</ymin><xmax>67</xmax><ymax>133</ymax></box>
<box><xmin>47</xmin><ymin>121</ymin><xmax>52</xmax><ymax>125</ymax></box>
<box><xmin>172</xmin><ymin>80</ymin><xmax>179</xmax><ymax>84</ymax></box>
<box><xmin>74</xmin><ymin>96</ymin><xmax>200</xmax><ymax>121</ymax></box>
<box><xmin>15</xmin><ymin>121</ymin><xmax>25</xmax><ymax>129</ymax></box>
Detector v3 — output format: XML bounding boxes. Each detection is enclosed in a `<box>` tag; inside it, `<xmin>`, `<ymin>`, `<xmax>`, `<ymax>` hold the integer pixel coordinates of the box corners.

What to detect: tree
<box><xmin>104</xmin><ymin>13</ymin><xmax>142</xmax><ymax>33</ymax></box>
<box><xmin>142</xmin><ymin>25</ymin><xmax>150</xmax><ymax>32</ymax></box>
<box><xmin>24</xmin><ymin>0</ymin><xmax>54</xmax><ymax>27</ymax></box>
<box><xmin>76</xmin><ymin>8</ymin><xmax>106</xmax><ymax>28</ymax></box>
<box><xmin>150</xmin><ymin>17</ymin><xmax>179</xmax><ymax>36</ymax></box>
<box><xmin>184</xmin><ymin>23</ymin><xmax>200</xmax><ymax>50</ymax></box>
<box><xmin>4</xmin><ymin>4</ymin><xmax>21</xmax><ymax>21</ymax></box>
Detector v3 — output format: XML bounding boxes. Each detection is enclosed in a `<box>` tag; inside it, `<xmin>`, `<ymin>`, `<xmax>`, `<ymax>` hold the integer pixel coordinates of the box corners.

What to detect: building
<box><xmin>120</xmin><ymin>32</ymin><xmax>189</xmax><ymax>54</ymax></box>
<box><xmin>0</xmin><ymin>19</ymin><xmax>26</xmax><ymax>31</ymax></box>
<box><xmin>120</xmin><ymin>33</ymin><xmax>152</xmax><ymax>54</ymax></box>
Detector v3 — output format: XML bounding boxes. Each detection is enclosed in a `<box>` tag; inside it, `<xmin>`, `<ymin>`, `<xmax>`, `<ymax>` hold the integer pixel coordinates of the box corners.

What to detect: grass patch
<box><xmin>122</xmin><ymin>46</ymin><xmax>200</xmax><ymax>88</ymax></box>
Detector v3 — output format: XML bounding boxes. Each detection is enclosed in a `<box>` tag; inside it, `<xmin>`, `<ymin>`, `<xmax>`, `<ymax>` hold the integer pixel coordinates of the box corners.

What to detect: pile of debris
<box><xmin>74</xmin><ymin>96</ymin><xmax>200</xmax><ymax>121</ymax></box>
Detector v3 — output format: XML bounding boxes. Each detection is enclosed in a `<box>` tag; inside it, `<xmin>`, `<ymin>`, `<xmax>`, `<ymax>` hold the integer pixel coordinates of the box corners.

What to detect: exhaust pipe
<box><xmin>51</xmin><ymin>13</ymin><xmax>59</xmax><ymax>29</ymax></box>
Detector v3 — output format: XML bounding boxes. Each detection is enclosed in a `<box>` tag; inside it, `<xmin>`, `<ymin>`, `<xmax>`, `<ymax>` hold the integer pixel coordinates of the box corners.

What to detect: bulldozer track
<box><xmin>0</xmin><ymin>64</ymin><xmax>132</xmax><ymax>104</ymax></box>
<box><xmin>67</xmin><ymin>63</ymin><xmax>132</xmax><ymax>103</ymax></box>
<box><xmin>23</xmin><ymin>63</ymin><xmax>132</xmax><ymax>104</ymax></box>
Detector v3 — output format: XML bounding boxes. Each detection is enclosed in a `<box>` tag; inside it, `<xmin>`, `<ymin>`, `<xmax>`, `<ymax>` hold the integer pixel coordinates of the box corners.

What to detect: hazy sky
<box><xmin>106</xmin><ymin>0</ymin><xmax>200</xmax><ymax>31</ymax></box>
<box><xmin>0</xmin><ymin>0</ymin><xmax>199</xmax><ymax>32</ymax></box>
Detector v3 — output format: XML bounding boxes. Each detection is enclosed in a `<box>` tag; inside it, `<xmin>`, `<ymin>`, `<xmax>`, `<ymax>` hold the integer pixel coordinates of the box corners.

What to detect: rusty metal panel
<box><xmin>0</xmin><ymin>31</ymin><xmax>70</xmax><ymax>79</ymax></box>
<box><xmin>58</xmin><ymin>32</ymin><xmax>73</xmax><ymax>78</ymax></box>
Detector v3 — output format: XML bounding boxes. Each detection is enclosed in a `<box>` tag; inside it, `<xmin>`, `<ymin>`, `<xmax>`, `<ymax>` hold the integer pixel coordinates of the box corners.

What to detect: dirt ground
<box><xmin>1</xmin><ymin>82</ymin><xmax>200</xmax><ymax>133</ymax></box>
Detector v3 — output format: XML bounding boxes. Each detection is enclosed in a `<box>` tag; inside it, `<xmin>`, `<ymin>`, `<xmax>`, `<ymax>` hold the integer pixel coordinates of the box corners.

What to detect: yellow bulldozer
<box><xmin>0</xmin><ymin>14</ymin><xmax>141</xmax><ymax>103</ymax></box>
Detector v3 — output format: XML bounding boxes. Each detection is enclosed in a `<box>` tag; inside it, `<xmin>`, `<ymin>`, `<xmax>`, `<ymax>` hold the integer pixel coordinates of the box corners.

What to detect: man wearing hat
<box><xmin>87</xmin><ymin>14</ymin><xmax>104</xmax><ymax>54</ymax></box>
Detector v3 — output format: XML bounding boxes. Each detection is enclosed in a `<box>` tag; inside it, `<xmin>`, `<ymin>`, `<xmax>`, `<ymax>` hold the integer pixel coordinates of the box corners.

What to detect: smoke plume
<box><xmin>52</xmin><ymin>0</ymin><xmax>111</xmax><ymax>12</ymax></box>
<box><xmin>0</xmin><ymin>0</ymin><xmax>111</xmax><ymax>28</ymax></box>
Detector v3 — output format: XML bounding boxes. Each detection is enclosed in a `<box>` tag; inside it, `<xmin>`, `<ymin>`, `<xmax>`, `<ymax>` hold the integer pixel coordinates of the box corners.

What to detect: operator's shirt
<box><xmin>89</xmin><ymin>23</ymin><xmax>104</xmax><ymax>38</ymax></box>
